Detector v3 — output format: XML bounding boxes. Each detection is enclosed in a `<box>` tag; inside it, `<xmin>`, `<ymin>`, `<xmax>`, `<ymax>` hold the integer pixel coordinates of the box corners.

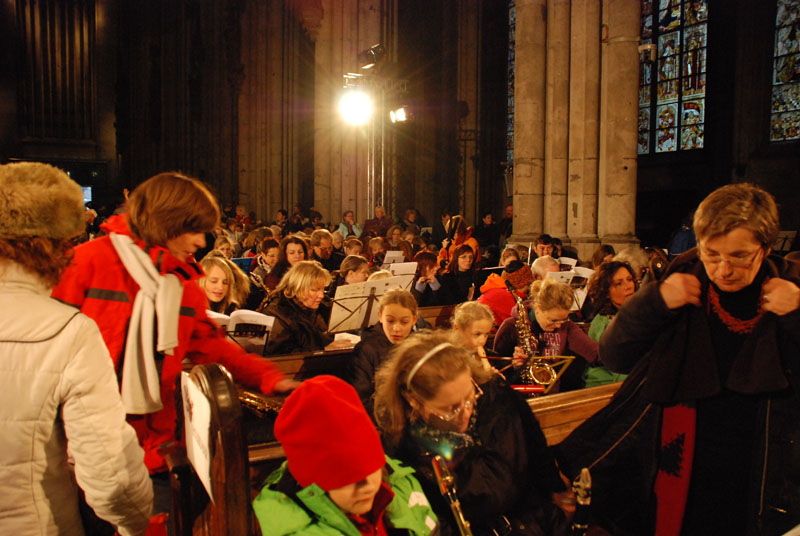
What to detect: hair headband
<box><xmin>405</xmin><ymin>342</ymin><xmax>456</xmax><ymax>390</ymax></box>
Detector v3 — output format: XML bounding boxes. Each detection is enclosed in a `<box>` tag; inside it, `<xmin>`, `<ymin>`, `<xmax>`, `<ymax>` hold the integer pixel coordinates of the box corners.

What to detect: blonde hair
<box><xmin>199</xmin><ymin>255</ymin><xmax>250</xmax><ymax>310</ymax></box>
<box><xmin>373</xmin><ymin>330</ymin><xmax>492</xmax><ymax>447</ymax></box>
<box><xmin>367</xmin><ymin>269</ymin><xmax>392</xmax><ymax>281</ymax></box>
<box><xmin>127</xmin><ymin>172</ymin><xmax>220</xmax><ymax>247</ymax></box>
<box><xmin>379</xmin><ymin>288</ymin><xmax>418</xmax><ymax>315</ymax></box>
<box><xmin>693</xmin><ymin>182</ymin><xmax>779</xmax><ymax>248</ymax></box>
<box><xmin>451</xmin><ymin>301</ymin><xmax>493</xmax><ymax>329</ymax></box>
<box><xmin>529</xmin><ymin>278</ymin><xmax>573</xmax><ymax>311</ymax></box>
<box><xmin>214</xmin><ymin>235</ymin><xmax>233</xmax><ymax>252</ymax></box>
<box><xmin>275</xmin><ymin>260</ymin><xmax>331</xmax><ymax>300</ymax></box>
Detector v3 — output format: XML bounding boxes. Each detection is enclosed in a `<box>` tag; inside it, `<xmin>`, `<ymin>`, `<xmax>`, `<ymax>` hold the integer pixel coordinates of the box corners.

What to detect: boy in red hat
<box><xmin>253</xmin><ymin>375</ymin><xmax>438</xmax><ymax>535</ymax></box>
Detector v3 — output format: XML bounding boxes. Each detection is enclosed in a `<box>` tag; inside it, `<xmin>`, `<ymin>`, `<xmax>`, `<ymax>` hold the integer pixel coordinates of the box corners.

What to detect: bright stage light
<box><xmin>389</xmin><ymin>106</ymin><xmax>407</xmax><ymax>123</ymax></box>
<box><xmin>338</xmin><ymin>90</ymin><xmax>373</xmax><ymax>126</ymax></box>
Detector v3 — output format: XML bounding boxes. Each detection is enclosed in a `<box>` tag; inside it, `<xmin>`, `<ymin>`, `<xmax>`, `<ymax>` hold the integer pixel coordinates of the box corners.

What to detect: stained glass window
<box><xmin>507</xmin><ymin>0</ymin><xmax>516</xmax><ymax>163</ymax></box>
<box><xmin>770</xmin><ymin>0</ymin><xmax>800</xmax><ymax>142</ymax></box>
<box><xmin>638</xmin><ymin>0</ymin><xmax>708</xmax><ymax>154</ymax></box>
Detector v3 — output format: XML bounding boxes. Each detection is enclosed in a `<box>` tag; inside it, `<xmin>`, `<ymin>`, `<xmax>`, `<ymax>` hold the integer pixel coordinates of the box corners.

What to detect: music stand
<box><xmin>328</xmin><ymin>274</ymin><xmax>416</xmax><ymax>333</ymax></box>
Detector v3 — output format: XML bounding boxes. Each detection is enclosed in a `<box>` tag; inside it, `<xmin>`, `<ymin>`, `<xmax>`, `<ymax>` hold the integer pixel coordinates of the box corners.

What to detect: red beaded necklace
<box><xmin>706</xmin><ymin>279</ymin><xmax>767</xmax><ymax>334</ymax></box>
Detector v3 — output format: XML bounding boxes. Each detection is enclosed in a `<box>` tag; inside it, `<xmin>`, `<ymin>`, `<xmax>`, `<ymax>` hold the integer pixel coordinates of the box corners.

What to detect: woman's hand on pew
<box><xmin>325</xmin><ymin>339</ymin><xmax>355</xmax><ymax>351</ymax></box>
<box><xmin>273</xmin><ymin>379</ymin><xmax>302</xmax><ymax>393</ymax></box>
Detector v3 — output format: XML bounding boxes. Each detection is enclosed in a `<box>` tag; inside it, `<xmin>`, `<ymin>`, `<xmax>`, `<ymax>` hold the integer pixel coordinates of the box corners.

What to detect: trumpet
<box><xmin>431</xmin><ymin>455</ymin><xmax>473</xmax><ymax>536</ymax></box>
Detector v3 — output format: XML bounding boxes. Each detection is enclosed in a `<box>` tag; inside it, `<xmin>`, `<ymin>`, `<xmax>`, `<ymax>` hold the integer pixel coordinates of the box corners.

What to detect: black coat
<box><xmin>349</xmin><ymin>323</ymin><xmax>393</xmax><ymax>415</ymax></box>
<box><xmin>555</xmin><ymin>250</ymin><xmax>800</xmax><ymax>536</ymax></box>
<box><xmin>391</xmin><ymin>378</ymin><xmax>567</xmax><ymax>536</ymax></box>
<box><xmin>260</xmin><ymin>294</ymin><xmax>332</xmax><ymax>355</ymax></box>
<box><xmin>439</xmin><ymin>270</ymin><xmax>480</xmax><ymax>305</ymax></box>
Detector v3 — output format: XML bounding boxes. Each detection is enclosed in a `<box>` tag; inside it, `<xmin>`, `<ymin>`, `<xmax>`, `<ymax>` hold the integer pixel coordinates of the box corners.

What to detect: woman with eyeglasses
<box><xmin>493</xmin><ymin>279</ymin><xmax>598</xmax><ymax>392</ymax></box>
<box><xmin>374</xmin><ymin>330</ymin><xmax>574</xmax><ymax>536</ymax></box>
<box><xmin>555</xmin><ymin>183</ymin><xmax>800</xmax><ymax>535</ymax></box>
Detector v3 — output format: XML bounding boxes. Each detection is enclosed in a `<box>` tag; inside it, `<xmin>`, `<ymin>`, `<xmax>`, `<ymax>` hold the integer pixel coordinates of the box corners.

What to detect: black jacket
<box><xmin>391</xmin><ymin>378</ymin><xmax>567</xmax><ymax>536</ymax></box>
<box><xmin>350</xmin><ymin>323</ymin><xmax>394</xmax><ymax>415</ymax></box>
<box><xmin>438</xmin><ymin>271</ymin><xmax>480</xmax><ymax>305</ymax></box>
<box><xmin>555</xmin><ymin>250</ymin><xmax>800</xmax><ymax>536</ymax></box>
<box><xmin>260</xmin><ymin>294</ymin><xmax>333</xmax><ymax>355</ymax></box>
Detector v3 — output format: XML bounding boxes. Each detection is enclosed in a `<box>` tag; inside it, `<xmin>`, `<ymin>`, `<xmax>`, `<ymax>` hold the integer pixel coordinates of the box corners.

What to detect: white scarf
<box><xmin>110</xmin><ymin>233</ymin><xmax>184</xmax><ymax>414</ymax></box>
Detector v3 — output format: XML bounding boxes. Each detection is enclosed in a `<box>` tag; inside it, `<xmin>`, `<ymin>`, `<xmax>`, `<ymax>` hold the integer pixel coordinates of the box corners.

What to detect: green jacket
<box><xmin>253</xmin><ymin>456</ymin><xmax>438</xmax><ymax>536</ymax></box>
<box><xmin>584</xmin><ymin>314</ymin><xmax>628</xmax><ymax>388</ymax></box>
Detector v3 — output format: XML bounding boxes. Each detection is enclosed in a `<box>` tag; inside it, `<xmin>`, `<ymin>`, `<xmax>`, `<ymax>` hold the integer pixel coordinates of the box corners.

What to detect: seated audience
<box><xmin>583</xmin><ymin>261</ymin><xmax>638</xmax><ymax>387</ymax></box>
<box><xmin>344</xmin><ymin>236</ymin><xmax>364</xmax><ymax>256</ymax></box>
<box><xmin>590</xmin><ymin>244</ymin><xmax>615</xmax><ymax>269</ymax></box>
<box><xmin>374</xmin><ymin>331</ymin><xmax>573</xmax><ymax>536</ymax></box>
<box><xmin>310</xmin><ymin>229</ymin><xmax>341</xmax><ymax>272</ymax></box>
<box><xmin>400</xmin><ymin>208</ymin><xmax>421</xmax><ymax>235</ymax></box>
<box><xmin>0</xmin><ymin>162</ymin><xmax>153</xmax><ymax>535</ymax></box>
<box><xmin>264</xmin><ymin>235</ymin><xmax>309</xmax><ymax>290</ymax></box>
<box><xmin>500</xmin><ymin>246</ymin><xmax>521</xmax><ymax>267</ymax></box>
<box><xmin>439</xmin><ymin>243</ymin><xmax>481</xmax><ymax>304</ymax></box>
<box><xmin>331</xmin><ymin>229</ymin><xmax>345</xmax><ymax>256</ymax></box>
<box><xmin>213</xmin><ymin>235</ymin><xmax>234</xmax><ymax>258</ymax></box>
<box><xmin>351</xmin><ymin>289</ymin><xmax>418</xmax><ymax>413</ymax></box>
<box><xmin>338</xmin><ymin>209</ymin><xmax>362</xmax><ymax>238</ymax></box>
<box><xmin>200</xmin><ymin>254</ymin><xmax>249</xmax><ymax>315</ymax></box>
<box><xmin>361</xmin><ymin>205</ymin><xmax>394</xmax><ymax>239</ymax></box>
<box><xmin>367</xmin><ymin>236</ymin><xmax>386</xmax><ymax>266</ymax></box>
<box><xmin>533</xmin><ymin>233</ymin><xmax>555</xmax><ymax>258</ymax></box>
<box><xmin>532</xmin><ymin>255</ymin><xmax>561</xmax><ymax>280</ymax></box>
<box><xmin>253</xmin><ymin>376</ymin><xmax>438</xmax><ymax>535</ymax></box>
<box><xmin>451</xmin><ymin>301</ymin><xmax>497</xmax><ymax>372</ymax></box>
<box><xmin>472</xmin><ymin>211</ymin><xmax>500</xmax><ymax>249</ymax></box>
<box><xmin>437</xmin><ymin>215</ymin><xmax>480</xmax><ymax>269</ymax></box>
<box><xmin>477</xmin><ymin>260</ymin><xmax>533</xmax><ymax>325</ymax></box>
<box><xmin>260</xmin><ymin>260</ymin><xmax>349</xmax><ymax>355</ymax></box>
<box><xmin>494</xmin><ymin>279</ymin><xmax>598</xmax><ymax>391</ymax></box>
<box><xmin>411</xmin><ymin>251</ymin><xmax>444</xmax><ymax>307</ymax></box>
<box><xmin>247</xmin><ymin>237</ymin><xmax>280</xmax><ymax>310</ymax></box>
<box><xmin>386</xmin><ymin>224</ymin><xmax>404</xmax><ymax>248</ymax></box>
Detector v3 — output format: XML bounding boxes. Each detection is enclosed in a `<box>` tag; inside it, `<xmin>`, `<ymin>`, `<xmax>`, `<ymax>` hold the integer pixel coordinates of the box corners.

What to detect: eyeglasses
<box><xmin>418</xmin><ymin>379</ymin><xmax>483</xmax><ymax>423</ymax></box>
<box><xmin>698</xmin><ymin>247</ymin><xmax>763</xmax><ymax>269</ymax></box>
<box><xmin>540</xmin><ymin>311</ymin><xmax>569</xmax><ymax>326</ymax></box>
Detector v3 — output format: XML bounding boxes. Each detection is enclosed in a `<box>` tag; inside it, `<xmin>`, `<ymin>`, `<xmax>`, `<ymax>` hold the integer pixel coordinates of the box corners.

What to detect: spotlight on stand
<box><xmin>389</xmin><ymin>106</ymin><xmax>408</xmax><ymax>123</ymax></box>
<box><xmin>338</xmin><ymin>89</ymin><xmax>374</xmax><ymax>126</ymax></box>
<box><xmin>357</xmin><ymin>44</ymin><xmax>386</xmax><ymax>70</ymax></box>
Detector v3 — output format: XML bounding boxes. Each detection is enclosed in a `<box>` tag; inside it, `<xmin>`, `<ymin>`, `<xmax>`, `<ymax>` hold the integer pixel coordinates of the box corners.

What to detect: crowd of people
<box><xmin>1</xmin><ymin>162</ymin><xmax>799</xmax><ymax>536</ymax></box>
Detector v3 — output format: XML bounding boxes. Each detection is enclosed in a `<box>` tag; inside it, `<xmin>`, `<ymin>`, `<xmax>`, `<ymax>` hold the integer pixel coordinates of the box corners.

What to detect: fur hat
<box><xmin>0</xmin><ymin>162</ymin><xmax>85</xmax><ymax>239</ymax></box>
<box><xmin>274</xmin><ymin>375</ymin><xmax>386</xmax><ymax>491</ymax></box>
<box><xmin>503</xmin><ymin>260</ymin><xmax>533</xmax><ymax>290</ymax></box>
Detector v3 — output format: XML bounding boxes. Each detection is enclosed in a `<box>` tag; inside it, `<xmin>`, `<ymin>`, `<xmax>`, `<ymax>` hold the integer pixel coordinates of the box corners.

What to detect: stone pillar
<box><xmin>543</xmin><ymin>0</ymin><xmax>570</xmax><ymax>242</ymax></box>
<box><xmin>597</xmin><ymin>0</ymin><xmax>640</xmax><ymax>250</ymax></box>
<box><xmin>567</xmin><ymin>0</ymin><xmax>601</xmax><ymax>260</ymax></box>
<box><xmin>512</xmin><ymin>0</ymin><xmax>547</xmax><ymax>243</ymax></box>
<box><xmin>456</xmin><ymin>0</ymin><xmax>481</xmax><ymax>224</ymax></box>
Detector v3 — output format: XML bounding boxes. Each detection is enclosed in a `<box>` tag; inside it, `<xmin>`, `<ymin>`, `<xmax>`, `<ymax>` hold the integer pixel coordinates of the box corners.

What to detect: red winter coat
<box><xmin>52</xmin><ymin>215</ymin><xmax>285</xmax><ymax>472</ymax></box>
<box><xmin>477</xmin><ymin>273</ymin><xmax>522</xmax><ymax>326</ymax></box>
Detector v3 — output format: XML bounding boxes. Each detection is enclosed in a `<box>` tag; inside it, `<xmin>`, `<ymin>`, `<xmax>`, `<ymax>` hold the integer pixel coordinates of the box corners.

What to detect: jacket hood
<box><xmin>480</xmin><ymin>273</ymin><xmax>508</xmax><ymax>293</ymax></box>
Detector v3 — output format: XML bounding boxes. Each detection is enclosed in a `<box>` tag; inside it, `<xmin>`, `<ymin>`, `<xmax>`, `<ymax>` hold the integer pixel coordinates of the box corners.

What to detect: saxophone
<box><xmin>431</xmin><ymin>455</ymin><xmax>473</xmax><ymax>536</ymax></box>
<box><xmin>505</xmin><ymin>280</ymin><xmax>557</xmax><ymax>386</ymax></box>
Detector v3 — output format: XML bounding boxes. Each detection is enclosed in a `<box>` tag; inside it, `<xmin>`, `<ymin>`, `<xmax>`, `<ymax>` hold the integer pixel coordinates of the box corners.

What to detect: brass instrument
<box><xmin>505</xmin><ymin>280</ymin><xmax>557</xmax><ymax>386</ymax></box>
<box><xmin>432</xmin><ymin>455</ymin><xmax>473</xmax><ymax>536</ymax></box>
<box><xmin>237</xmin><ymin>389</ymin><xmax>283</xmax><ymax>417</ymax></box>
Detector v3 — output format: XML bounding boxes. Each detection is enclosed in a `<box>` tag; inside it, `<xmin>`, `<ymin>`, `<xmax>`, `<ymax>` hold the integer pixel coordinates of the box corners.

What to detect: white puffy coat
<box><xmin>0</xmin><ymin>262</ymin><xmax>153</xmax><ymax>535</ymax></box>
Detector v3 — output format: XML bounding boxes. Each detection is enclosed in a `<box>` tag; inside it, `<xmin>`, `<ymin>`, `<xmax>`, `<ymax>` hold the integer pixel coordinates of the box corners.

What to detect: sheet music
<box><xmin>546</xmin><ymin>267</ymin><xmax>594</xmax><ymax>311</ymax></box>
<box><xmin>208</xmin><ymin>309</ymin><xmax>274</xmax><ymax>354</ymax></box>
<box><xmin>181</xmin><ymin>372</ymin><xmax>214</xmax><ymax>503</ymax></box>
<box><xmin>328</xmin><ymin>274</ymin><xmax>416</xmax><ymax>332</ymax></box>
<box><xmin>381</xmin><ymin>250</ymin><xmax>406</xmax><ymax>267</ymax></box>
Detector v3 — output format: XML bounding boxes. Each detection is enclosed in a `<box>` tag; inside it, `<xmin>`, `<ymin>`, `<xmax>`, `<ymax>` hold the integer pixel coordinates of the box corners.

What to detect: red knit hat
<box><xmin>274</xmin><ymin>375</ymin><xmax>386</xmax><ymax>491</ymax></box>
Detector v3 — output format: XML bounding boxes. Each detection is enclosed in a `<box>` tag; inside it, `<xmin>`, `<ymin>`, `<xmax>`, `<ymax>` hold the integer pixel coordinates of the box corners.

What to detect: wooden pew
<box><xmin>171</xmin><ymin>360</ymin><xmax>621</xmax><ymax>535</ymax></box>
<box><xmin>417</xmin><ymin>304</ymin><xmax>457</xmax><ymax>328</ymax></box>
<box><xmin>528</xmin><ymin>382</ymin><xmax>621</xmax><ymax>445</ymax></box>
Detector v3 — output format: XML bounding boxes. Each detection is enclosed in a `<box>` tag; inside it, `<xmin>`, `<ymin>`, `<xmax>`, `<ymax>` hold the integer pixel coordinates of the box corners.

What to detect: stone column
<box><xmin>512</xmin><ymin>0</ymin><xmax>547</xmax><ymax>244</ymax></box>
<box><xmin>456</xmin><ymin>0</ymin><xmax>481</xmax><ymax>224</ymax></box>
<box><xmin>597</xmin><ymin>0</ymin><xmax>640</xmax><ymax>250</ymax></box>
<box><xmin>567</xmin><ymin>0</ymin><xmax>601</xmax><ymax>260</ymax></box>
<box><xmin>543</xmin><ymin>0</ymin><xmax>570</xmax><ymax>242</ymax></box>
